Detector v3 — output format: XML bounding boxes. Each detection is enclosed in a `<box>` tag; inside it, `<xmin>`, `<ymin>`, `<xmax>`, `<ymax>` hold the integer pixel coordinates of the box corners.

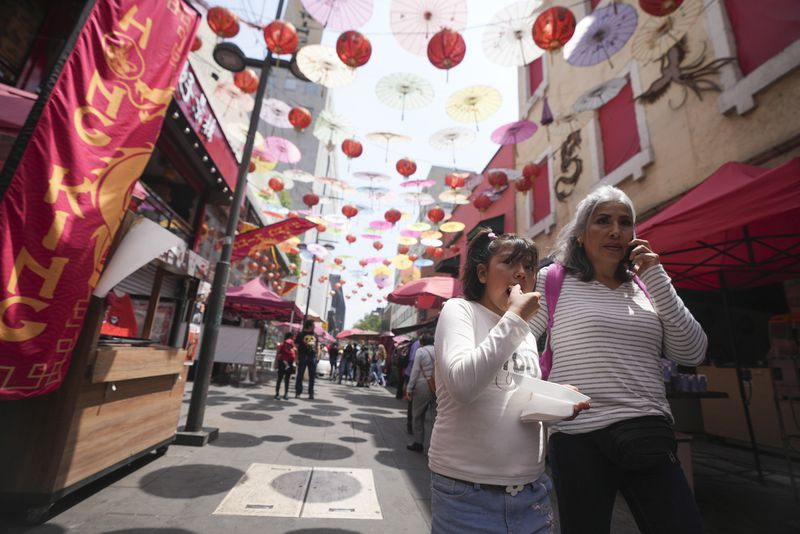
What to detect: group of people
<box><xmin>331</xmin><ymin>342</ymin><xmax>388</xmax><ymax>387</ymax></box>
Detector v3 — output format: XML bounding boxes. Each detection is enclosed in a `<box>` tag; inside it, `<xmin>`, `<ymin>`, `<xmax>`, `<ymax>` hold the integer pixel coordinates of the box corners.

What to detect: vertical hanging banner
<box><xmin>0</xmin><ymin>1</ymin><xmax>199</xmax><ymax>399</ymax></box>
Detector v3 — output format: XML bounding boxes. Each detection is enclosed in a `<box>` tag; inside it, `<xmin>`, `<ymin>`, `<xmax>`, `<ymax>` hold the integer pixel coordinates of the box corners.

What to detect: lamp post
<box><xmin>181</xmin><ymin>0</ymin><xmax>289</xmax><ymax>444</ymax></box>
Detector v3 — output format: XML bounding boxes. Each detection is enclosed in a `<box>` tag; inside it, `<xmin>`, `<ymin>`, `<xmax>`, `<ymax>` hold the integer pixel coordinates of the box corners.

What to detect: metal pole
<box><xmin>185</xmin><ymin>0</ymin><xmax>284</xmax><ymax>433</ymax></box>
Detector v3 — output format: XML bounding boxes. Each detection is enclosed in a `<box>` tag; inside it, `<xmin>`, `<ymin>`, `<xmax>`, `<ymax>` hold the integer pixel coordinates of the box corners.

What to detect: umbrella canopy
<box><xmin>313</xmin><ymin>109</ymin><xmax>355</xmax><ymax>148</ymax></box>
<box><xmin>376</xmin><ymin>72</ymin><xmax>435</xmax><ymax>120</ymax></box>
<box><xmin>213</xmin><ymin>80</ymin><xmax>254</xmax><ymax>119</ymax></box>
<box><xmin>336</xmin><ymin>328</ymin><xmax>380</xmax><ymax>339</ymax></box>
<box><xmin>301</xmin><ymin>0</ymin><xmax>373</xmax><ymax>30</ymax></box>
<box><xmin>297</xmin><ymin>45</ymin><xmax>357</xmax><ymax>88</ymax></box>
<box><xmin>275</xmin><ymin>321</ymin><xmax>336</xmax><ymax>342</ymax></box>
<box><xmin>573</xmin><ymin>77</ymin><xmax>628</xmax><ymax>112</ymax></box>
<box><xmin>387</xmin><ymin>275</ymin><xmax>462</xmax><ymax>308</ymax></box>
<box><xmin>429</xmin><ymin>126</ymin><xmax>476</xmax><ymax>166</ymax></box>
<box><xmin>563</xmin><ymin>3</ymin><xmax>638</xmax><ymax>68</ymax></box>
<box><xmin>353</xmin><ymin>170</ymin><xmax>392</xmax><ymax>182</ymax></box>
<box><xmin>446</xmin><ymin>85</ymin><xmax>503</xmax><ymax>130</ymax></box>
<box><xmin>263</xmin><ymin>136</ymin><xmax>302</xmax><ymax>164</ymax></box>
<box><xmin>631</xmin><ymin>0</ymin><xmax>703</xmax><ymax>62</ymax></box>
<box><xmin>225</xmin><ymin>277</ymin><xmax>301</xmax><ymax>321</ymax></box>
<box><xmin>390</xmin><ymin>0</ymin><xmax>468</xmax><ymax>56</ymax></box>
<box><xmin>366</xmin><ymin>131</ymin><xmax>412</xmax><ymax>162</ymax></box>
<box><xmin>491</xmin><ymin>119</ymin><xmax>538</xmax><ymax>145</ymax></box>
<box><xmin>260</xmin><ymin>98</ymin><xmax>293</xmax><ymax>129</ymax></box>
<box><xmin>482</xmin><ymin>0</ymin><xmax>543</xmax><ymax>67</ymax></box>
<box><xmin>637</xmin><ymin>157</ymin><xmax>800</xmax><ymax>291</ymax></box>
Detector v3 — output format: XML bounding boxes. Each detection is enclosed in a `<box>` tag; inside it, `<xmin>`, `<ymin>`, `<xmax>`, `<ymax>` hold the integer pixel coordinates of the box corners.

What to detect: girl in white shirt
<box><xmin>429</xmin><ymin>229</ymin><xmax>589</xmax><ymax>534</ymax></box>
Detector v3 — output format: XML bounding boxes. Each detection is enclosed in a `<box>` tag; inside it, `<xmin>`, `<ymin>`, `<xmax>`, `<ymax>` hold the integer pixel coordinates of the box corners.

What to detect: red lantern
<box><xmin>341</xmin><ymin>138</ymin><xmax>363</xmax><ymax>159</ymax></box>
<box><xmin>445</xmin><ymin>172</ymin><xmax>466</xmax><ymax>189</ymax></box>
<box><xmin>427</xmin><ymin>28</ymin><xmax>466</xmax><ymax>72</ymax></box>
<box><xmin>336</xmin><ymin>30</ymin><xmax>372</xmax><ymax>68</ymax></box>
<box><xmin>396</xmin><ymin>158</ymin><xmax>417</xmax><ymax>179</ymax></box>
<box><xmin>373</xmin><ymin>241</ymin><xmax>384</xmax><ymax>251</ymax></box>
<box><xmin>248</xmin><ymin>160</ymin><xmax>256</xmax><ymax>173</ymax></box>
<box><xmin>367</xmin><ymin>292</ymin><xmax>373</xmax><ymax>298</ymax></box>
<box><xmin>268</xmin><ymin>176</ymin><xmax>284</xmax><ymax>192</ymax></box>
<box><xmin>263</xmin><ymin>20</ymin><xmax>299</xmax><ymax>55</ymax></box>
<box><xmin>434</xmin><ymin>248</ymin><xmax>444</xmax><ymax>259</ymax></box>
<box><xmin>398</xmin><ymin>245</ymin><xmax>409</xmax><ymax>255</ymax></box>
<box><xmin>234</xmin><ymin>69</ymin><xmax>258</xmax><ymax>94</ymax></box>
<box><xmin>425</xmin><ymin>246</ymin><xmax>437</xmax><ymax>258</ymax></box>
<box><xmin>191</xmin><ymin>36</ymin><xmax>202</xmax><ymax>52</ymax></box>
<box><xmin>358</xmin><ymin>259</ymin><xmax>368</xmax><ymax>268</ymax></box>
<box><xmin>259</xmin><ymin>266</ymin><xmax>267</xmax><ymax>274</ymax></box>
<box><xmin>639</xmin><ymin>0</ymin><xmax>684</xmax><ymax>16</ymax></box>
<box><xmin>361</xmin><ymin>297</ymin><xmax>368</xmax><ymax>302</ymax></box>
<box><xmin>473</xmin><ymin>193</ymin><xmax>493</xmax><ymax>212</ymax></box>
<box><xmin>523</xmin><ymin>162</ymin><xmax>542</xmax><ymax>181</ymax></box>
<box><xmin>207</xmin><ymin>7</ymin><xmax>239</xmax><ymax>38</ymax></box>
<box><xmin>346</xmin><ymin>234</ymin><xmax>357</xmax><ymax>244</ymax></box>
<box><xmin>449</xmin><ymin>245</ymin><xmax>460</xmax><ymax>255</ymax></box>
<box><xmin>342</xmin><ymin>204</ymin><xmax>359</xmax><ymax>219</ymax></box>
<box><xmin>487</xmin><ymin>170</ymin><xmax>508</xmax><ymax>190</ymax></box>
<box><xmin>288</xmin><ymin>106</ymin><xmax>312</xmax><ymax>131</ymax></box>
<box><xmin>382</xmin><ymin>259</ymin><xmax>392</xmax><ymax>267</ymax></box>
<box><xmin>427</xmin><ymin>206</ymin><xmax>445</xmax><ymax>224</ymax></box>
<box><xmin>357</xmin><ymin>282</ymin><xmax>364</xmax><ymax>288</ymax></box>
<box><xmin>249</xmin><ymin>261</ymin><xmax>258</xmax><ymax>270</ymax></box>
<box><xmin>408</xmin><ymin>254</ymin><xmax>418</xmax><ymax>262</ymax></box>
<box><xmin>317</xmin><ymin>223</ymin><xmax>326</xmax><ymax>233</ymax></box>
<box><xmin>302</xmin><ymin>193</ymin><xmax>319</xmax><ymax>208</ymax></box>
<box><xmin>515</xmin><ymin>177</ymin><xmax>533</xmax><ymax>192</ymax></box>
<box><xmin>287</xmin><ymin>211</ymin><xmax>299</xmax><ymax>218</ymax></box>
<box><xmin>334</xmin><ymin>257</ymin><xmax>343</xmax><ymax>266</ymax></box>
<box><xmin>532</xmin><ymin>7</ymin><xmax>576</xmax><ymax>51</ymax></box>
<box><xmin>384</xmin><ymin>208</ymin><xmax>402</xmax><ymax>225</ymax></box>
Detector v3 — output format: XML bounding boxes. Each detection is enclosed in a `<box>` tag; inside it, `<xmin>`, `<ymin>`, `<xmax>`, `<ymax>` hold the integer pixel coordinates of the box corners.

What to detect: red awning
<box><xmin>637</xmin><ymin>157</ymin><xmax>800</xmax><ymax>291</ymax></box>
<box><xmin>225</xmin><ymin>277</ymin><xmax>302</xmax><ymax>321</ymax></box>
<box><xmin>387</xmin><ymin>276</ymin><xmax>462</xmax><ymax>308</ymax></box>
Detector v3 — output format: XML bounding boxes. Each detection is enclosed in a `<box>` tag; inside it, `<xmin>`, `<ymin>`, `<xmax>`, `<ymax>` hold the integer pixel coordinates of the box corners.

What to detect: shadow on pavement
<box><xmin>261</xmin><ymin>435</ymin><xmax>293</xmax><ymax>442</ymax></box>
<box><xmin>354</xmin><ymin>407</ymin><xmax>393</xmax><ymax>415</ymax></box>
<box><xmin>271</xmin><ymin>470</ymin><xmax>361</xmax><ymax>502</ymax></box>
<box><xmin>139</xmin><ymin>464</ymin><xmax>244</xmax><ymax>498</ymax></box>
<box><xmin>236</xmin><ymin>402</ymin><xmax>285</xmax><ymax>411</ymax></box>
<box><xmin>311</xmin><ymin>404</ymin><xmax>347</xmax><ymax>412</ymax></box>
<box><xmin>103</xmin><ymin>530</ymin><xmax>198</xmax><ymax>534</ymax></box>
<box><xmin>298</xmin><ymin>408</ymin><xmax>339</xmax><ymax>417</ymax></box>
<box><xmin>339</xmin><ymin>437</ymin><xmax>367</xmax><ymax>443</ymax></box>
<box><xmin>284</xmin><ymin>529</ymin><xmax>361</xmax><ymax>533</ymax></box>
<box><xmin>208</xmin><ymin>432</ymin><xmax>263</xmax><ymax>448</ymax></box>
<box><xmin>221</xmin><ymin>411</ymin><xmax>273</xmax><ymax>421</ymax></box>
<box><xmin>287</xmin><ymin>442</ymin><xmax>354</xmax><ymax>461</ymax></box>
<box><xmin>289</xmin><ymin>415</ymin><xmax>335</xmax><ymax>428</ymax></box>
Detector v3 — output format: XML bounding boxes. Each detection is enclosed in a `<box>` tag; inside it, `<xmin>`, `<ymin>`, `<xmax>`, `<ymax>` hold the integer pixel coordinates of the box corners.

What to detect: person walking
<box><xmin>294</xmin><ymin>320</ymin><xmax>319</xmax><ymax>399</ymax></box>
<box><xmin>405</xmin><ymin>332</ymin><xmax>435</xmax><ymax>452</ymax></box>
<box><xmin>274</xmin><ymin>332</ymin><xmax>295</xmax><ymax>400</ymax></box>
<box><xmin>371</xmin><ymin>344</ymin><xmax>387</xmax><ymax>386</ymax></box>
<box><xmin>403</xmin><ymin>337</ymin><xmax>420</xmax><ymax>433</ymax></box>
<box><xmin>328</xmin><ymin>341</ymin><xmax>340</xmax><ymax>381</ymax></box>
<box><xmin>530</xmin><ymin>186</ymin><xmax>707</xmax><ymax>534</ymax></box>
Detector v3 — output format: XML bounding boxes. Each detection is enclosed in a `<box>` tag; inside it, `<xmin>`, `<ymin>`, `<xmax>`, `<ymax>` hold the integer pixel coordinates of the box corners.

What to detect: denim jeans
<box><xmin>430</xmin><ymin>472</ymin><xmax>554</xmax><ymax>534</ymax></box>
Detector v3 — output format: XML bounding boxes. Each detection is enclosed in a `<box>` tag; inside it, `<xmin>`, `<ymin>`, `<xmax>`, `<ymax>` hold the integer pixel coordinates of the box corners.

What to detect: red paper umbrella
<box><xmin>342</xmin><ymin>204</ymin><xmax>359</xmax><ymax>219</ymax></box>
<box><xmin>427</xmin><ymin>28</ymin><xmax>466</xmax><ymax>72</ymax></box>
<box><xmin>396</xmin><ymin>157</ymin><xmax>417</xmax><ymax>179</ymax></box>
<box><xmin>487</xmin><ymin>170</ymin><xmax>508</xmax><ymax>189</ymax></box>
<box><xmin>384</xmin><ymin>208</ymin><xmax>402</xmax><ymax>225</ymax></box>
<box><xmin>514</xmin><ymin>177</ymin><xmax>533</xmax><ymax>192</ymax></box>
<box><xmin>532</xmin><ymin>6</ymin><xmax>576</xmax><ymax>51</ymax></box>
<box><xmin>639</xmin><ymin>0</ymin><xmax>684</xmax><ymax>16</ymax></box>
<box><xmin>263</xmin><ymin>20</ymin><xmax>299</xmax><ymax>55</ymax></box>
<box><xmin>473</xmin><ymin>193</ymin><xmax>493</xmax><ymax>212</ymax></box>
<box><xmin>191</xmin><ymin>36</ymin><xmax>202</xmax><ymax>52</ymax></box>
<box><xmin>336</xmin><ymin>30</ymin><xmax>372</xmax><ymax>68</ymax></box>
<box><xmin>303</xmin><ymin>192</ymin><xmax>320</xmax><ymax>208</ymax></box>
<box><xmin>207</xmin><ymin>6</ymin><xmax>239</xmax><ymax>38</ymax></box>
<box><xmin>398</xmin><ymin>244</ymin><xmax>410</xmax><ymax>254</ymax></box>
<box><xmin>523</xmin><ymin>162</ymin><xmax>542</xmax><ymax>181</ymax></box>
<box><xmin>444</xmin><ymin>172</ymin><xmax>466</xmax><ymax>189</ymax></box>
<box><xmin>346</xmin><ymin>234</ymin><xmax>357</xmax><ymax>244</ymax></box>
<box><xmin>373</xmin><ymin>241</ymin><xmax>384</xmax><ymax>251</ymax></box>
<box><xmin>268</xmin><ymin>176</ymin><xmax>285</xmax><ymax>192</ymax></box>
<box><xmin>342</xmin><ymin>138</ymin><xmax>363</xmax><ymax>159</ymax></box>
<box><xmin>288</xmin><ymin>106</ymin><xmax>312</xmax><ymax>131</ymax></box>
<box><xmin>427</xmin><ymin>205</ymin><xmax>445</xmax><ymax>224</ymax></box>
<box><xmin>234</xmin><ymin>69</ymin><xmax>259</xmax><ymax>94</ymax></box>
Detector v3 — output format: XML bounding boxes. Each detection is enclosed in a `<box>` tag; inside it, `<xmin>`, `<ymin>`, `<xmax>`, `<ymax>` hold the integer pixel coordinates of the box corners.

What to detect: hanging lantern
<box><xmin>334</xmin><ymin>257</ymin><xmax>343</xmax><ymax>266</ymax></box>
<box><xmin>434</xmin><ymin>248</ymin><xmax>444</xmax><ymax>259</ymax></box>
<box><xmin>341</xmin><ymin>138</ymin><xmax>363</xmax><ymax>159</ymax></box>
<box><xmin>523</xmin><ymin>162</ymin><xmax>542</xmax><ymax>181</ymax></box>
<box><xmin>329</xmin><ymin>290</ymin><xmax>337</xmax><ymax>297</ymax></box>
<box><xmin>384</xmin><ymin>208</ymin><xmax>402</xmax><ymax>225</ymax></box>
<box><xmin>382</xmin><ymin>259</ymin><xmax>392</xmax><ymax>267</ymax></box>
<box><xmin>249</xmin><ymin>261</ymin><xmax>258</xmax><ymax>270</ymax></box>
<box><xmin>473</xmin><ymin>193</ymin><xmax>493</xmax><ymax>212</ymax></box>
<box><xmin>398</xmin><ymin>244</ymin><xmax>410</xmax><ymax>254</ymax></box>
<box><xmin>263</xmin><ymin>20</ymin><xmax>299</xmax><ymax>55</ymax></box>
<box><xmin>317</xmin><ymin>223</ymin><xmax>326</xmax><ymax>233</ymax></box>
<box><xmin>367</xmin><ymin>292</ymin><xmax>373</xmax><ymax>298</ymax></box>
<box><xmin>336</xmin><ymin>30</ymin><xmax>372</xmax><ymax>68</ymax></box>
<box><xmin>302</xmin><ymin>193</ymin><xmax>319</xmax><ymax>208</ymax></box>
<box><xmin>396</xmin><ymin>158</ymin><xmax>417</xmax><ymax>179</ymax></box>
<box><xmin>358</xmin><ymin>259</ymin><xmax>368</xmax><ymax>267</ymax></box>
<box><xmin>408</xmin><ymin>254</ymin><xmax>418</xmax><ymax>262</ymax></box>
<box><xmin>272</xmin><ymin>281</ymin><xmax>280</xmax><ymax>288</ymax></box>
<box><xmin>268</xmin><ymin>176</ymin><xmax>284</xmax><ymax>192</ymax></box>
<box><xmin>487</xmin><ymin>170</ymin><xmax>508</xmax><ymax>190</ymax></box>
<box><xmin>207</xmin><ymin>7</ymin><xmax>239</xmax><ymax>38</ymax></box>
<box><xmin>427</xmin><ymin>28</ymin><xmax>466</xmax><ymax>72</ymax></box>
<box><xmin>248</xmin><ymin>160</ymin><xmax>256</xmax><ymax>173</ymax></box>
<box><xmin>234</xmin><ymin>69</ymin><xmax>258</xmax><ymax>94</ymax></box>
<box><xmin>373</xmin><ymin>241</ymin><xmax>384</xmax><ymax>251</ymax></box>
<box><xmin>346</xmin><ymin>234</ymin><xmax>357</xmax><ymax>244</ymax></box>
<box><xmin>445</xmin><ymin>172</ymin><xmax>466</xmax><ymax>189</ymax></box>
<box><xmin>449</xmin><ymin>245</ymin><xmax>460</xmax><ymax>255</ymax></box>
<box><xmin>515</xmin><ymin>177</ymin><xmax>533</xmax><ymax>192</ymax></box>
<box><xmin>532</xmin><ymin>7</ymin><xmax>576</xmax><ymax>52</ymax></box>
<box><xmin>357</xmin><ymin>282</ymin><xmax>364</xmax><ymax>288</ymax></box>
<box><xmin>639</xmin><ymin>0</ymin><xmax>684</xmax><ymax>16</ymax></box>
<box><xmin>425</xmin><ymin>246</ymin><xmax>437</xmax><ymax>258</ymax></box>
<box><xmin>342</xmin><ymin>204</ymin><xmax>359</xmax><ymax>219</ymax></box>
<box><xmin>259</xmin><ymin>265</ymin><xmax>267</xmax><ymax>274</ymax></box>
<box><xmin>267</xmin><ymin>272</ymin><xmax>276</xmax><ymax>279</ymax></box>
<box><xmin>288</xmin><ymin>106</ymin><xmax>312</xmax><ymax>131</ymax></box>
<box><xmin>427</xmin><ymin>206</ymin><xmax>445</xmax><ymax>224</ymax></box>
<box><xmin>191</xmin><ymin>36</ymin><xmax>202</xmax><ymax>52</ymax></box>
<box><xmin>287</xmin><ymin>210</ymin><xmax>299</xmax><ymax>218</ymax></box>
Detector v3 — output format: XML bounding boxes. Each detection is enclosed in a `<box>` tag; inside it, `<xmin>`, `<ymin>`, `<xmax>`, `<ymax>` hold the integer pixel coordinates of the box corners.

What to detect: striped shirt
<box><xmin>529</xmin><ymin>264</ymin><xmax>707</xmax><ymax>434</ymax></box>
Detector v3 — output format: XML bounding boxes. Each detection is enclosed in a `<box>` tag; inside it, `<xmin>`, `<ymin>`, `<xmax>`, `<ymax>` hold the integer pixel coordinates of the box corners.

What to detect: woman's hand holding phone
<box><xmin>626</xmin><ymin>237</ymin><xmax>660</xmax><ymax>275</ymax></box>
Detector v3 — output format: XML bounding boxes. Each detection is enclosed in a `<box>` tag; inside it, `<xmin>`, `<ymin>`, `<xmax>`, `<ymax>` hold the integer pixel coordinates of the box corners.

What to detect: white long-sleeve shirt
<box><xmin>429</xmin><ymin>298</ymin><xmax>545</xmax><ymax>486</ymax></box>
<box><xmin>530</xmin><ymin>264</ymin><xmax>708</xmax><ymax>434</ymax></box>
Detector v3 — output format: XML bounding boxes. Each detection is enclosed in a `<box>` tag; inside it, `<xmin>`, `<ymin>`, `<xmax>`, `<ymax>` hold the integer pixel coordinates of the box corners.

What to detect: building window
<box><xmin>724</xmin><ymin>0</ymin><xmax>800</xmax><ymax>76</ymax></box>
<box><xmin>597</xmin><ymin>80</ymin><xmax>640</xmax><ymax>175</ymax></box>
<box><xmin>526</xmin><ymin>149</ymin><xmax>556</xmax><ymax>239</ymax></box>
<box><xmin>528</xmin><ymin>58</ymin><xmax>543</xmax><ymax>97</ymax></box>
<box><xmin>590</xmin><ymin>0</ymin><xmax>602</xmax><ymax>10</ymax></box>
<box><xmin>532</xmin><ymin>157</ymin><xmax>550</xmax><ymax>224</ymax></box>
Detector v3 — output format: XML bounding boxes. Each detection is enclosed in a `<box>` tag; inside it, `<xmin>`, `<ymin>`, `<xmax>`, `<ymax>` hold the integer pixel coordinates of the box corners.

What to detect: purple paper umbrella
<box><xmin>563</xmin><ymin>3</ymin><xmax>638</xmax><ymax>68</ymax></box>
<box><xmin>301</xmin><ymin>0</ymin><xmax>374</xmax><ymax>31</ymax></box>
<box><xmin>541</xmin><ymin>96</ymin><xmax>554</xmax><ymax>126</ymax></box>
<box><xmin>490</xmin><ymin>120</ymin><xmax>538</xmax><ymax>146</ymax></box>
<box><xmin>263</xmin><ymin>136</ymin><xmax>301</xmax><ymax>164</ymax></box>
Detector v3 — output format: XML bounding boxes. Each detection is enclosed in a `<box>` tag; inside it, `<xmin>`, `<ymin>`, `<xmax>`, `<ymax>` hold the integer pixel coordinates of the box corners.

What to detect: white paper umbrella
<box><xmin>375</xmin><ymin>72</ymin><xmax>435</xmax><ymax>120</ymax></box>
<box><xmin>283</xmin><ymin>169</ymin><xmax>315</xmax><ymax>183</ymax></box>
<box><xmin>429</xmin><ymin>126</ymin><xmax>476</xmax><ymax>166</ymax></box>
<box><xmin>631</xmin><ymin>0</ymin><xmax>703</xmax><ymax>62</ymax></box>
<box><xmin>313</xmin><ymin>110</ymin><xmax>355</xmax><ymax>148</ymax></box>
<box><xmin>260</xmin><ymin>98</ymin><xmax>292</xmax><ymax>129</ymax></box>
<box><xmin>366</xmin><ymin>131</ymin><xmax>412</xmax><ymax>162</ymax></box>
<box><xmin>390</xmin><ymin>0</ymin><xmax>469</xmax><ymax>56</ymax></box>
<box><xmin>296</xmin><ymin>45</ymin><xmax>357</xmax><ymax>88</ymax></box>
<box><xmin>573</xmin><ymin>77</ymin><xmax>628</xmax><ymax>112</ymax></box>
<box><xmin>482</xmin><ymin>0</ymin><xmax>543</xmax><ymax>67</ymax></box>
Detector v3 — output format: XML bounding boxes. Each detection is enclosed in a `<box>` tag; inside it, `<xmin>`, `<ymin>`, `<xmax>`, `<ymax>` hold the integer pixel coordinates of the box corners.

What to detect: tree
<box><xmin>353</xmin><ymin>311</ymin><xmax>381</xmax><ymax>332</ymax></box>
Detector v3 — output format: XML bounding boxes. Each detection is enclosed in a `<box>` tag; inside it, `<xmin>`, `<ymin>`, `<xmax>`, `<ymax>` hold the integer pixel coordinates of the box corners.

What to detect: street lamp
<box><xmin>180</xmin><ymin>0</ymin><xmax>293</xmax><ymax>445</ymax></box>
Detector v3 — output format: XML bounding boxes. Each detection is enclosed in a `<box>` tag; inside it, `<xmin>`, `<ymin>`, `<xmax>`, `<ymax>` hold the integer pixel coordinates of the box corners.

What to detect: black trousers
<box><xmin>549</xmin><ymin>430</ymin><xmax>703</xmax><ymax>534</ymax></box>
<box><xmin>275</xmin><ymin>361</ymin><xmax>292</xmax><ymax>396</ymax></box>
<box><xmin>295</xmin><ymin>357</ymin><xmax>316</xmax><ymax>396</ymax></box>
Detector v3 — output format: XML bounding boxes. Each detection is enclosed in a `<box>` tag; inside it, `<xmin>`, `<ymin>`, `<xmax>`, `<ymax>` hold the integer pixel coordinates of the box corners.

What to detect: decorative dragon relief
<box><xmin>555</xmin><ymin>131</ymin><xmax>582</xmax><ymax>201</ymax></box>
<box><xmin>638</xmin><ymin>37</ymin><xmax>736</xmax><ymax>109</ymax></box>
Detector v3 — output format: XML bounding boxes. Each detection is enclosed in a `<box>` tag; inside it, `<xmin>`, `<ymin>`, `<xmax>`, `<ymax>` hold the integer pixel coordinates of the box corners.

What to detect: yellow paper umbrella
<box><xmin>421</xmin><ymin>230</ymin><xmax>443</xmax><ymax>240</ymax></box>
<box><xmin>393</xmin><ymin>254</ymin><xmax>413</xmax><ymax>270</ymax></box>
<box><xmin>440</xmin><ymin>220</ymin><xmax>466</xmax><ymax>233</ymax></box>
<box><xmin>397</xmin><ymin>236</ymin><xmax>418</xmax><ymax>246</ymax></box>
<box><xmin>631</xmin><ymin>0</ymin><xmax>703</xmax><ymax>62</ymax></box>
<box><xmin>446</xmin><ymin>85</ymin><xmax>503</xmax><ymax>131</ymax></box>
<box><xmin>439</xmin><ymin>191</ymin><xmax>470</xmax><ymax>205</ymax></box>
<box><xmin>408</xmin><ymin>221</ymin><xmax>432</xmax><ymax>231</ymax></box>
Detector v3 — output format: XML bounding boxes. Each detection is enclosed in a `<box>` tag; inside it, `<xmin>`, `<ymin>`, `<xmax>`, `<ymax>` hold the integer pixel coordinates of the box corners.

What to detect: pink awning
<box><xmin>225</xmin><ymin>277</ymin><xmax>301</xmax><ymax>321</ymax></box>
<box><xmin>387</xmin><ymin>276</ymin><xmax>462</xmax><ymax>308</ymax></box>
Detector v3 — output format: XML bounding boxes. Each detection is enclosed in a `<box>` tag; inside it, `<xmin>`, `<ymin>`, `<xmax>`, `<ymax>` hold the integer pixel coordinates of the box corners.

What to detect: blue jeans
<box><xmin>430</xmin><ymin>472</ymin><xmax>554</xmax><ymax>534</ymax></box>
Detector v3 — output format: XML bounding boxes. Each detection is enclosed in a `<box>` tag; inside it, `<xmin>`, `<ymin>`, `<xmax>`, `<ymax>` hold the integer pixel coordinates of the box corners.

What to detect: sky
<box><xmin>211</xmin><ymin>0</ymin><xmax>524</xmax><ymax>327</ymax></box>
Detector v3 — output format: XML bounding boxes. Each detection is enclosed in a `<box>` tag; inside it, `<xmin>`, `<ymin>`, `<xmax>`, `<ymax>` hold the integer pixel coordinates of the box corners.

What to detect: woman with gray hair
<box><xmin>529</xmin><ymin>185</ymin><xmax>707</xmax><ymax>534</ymax></box>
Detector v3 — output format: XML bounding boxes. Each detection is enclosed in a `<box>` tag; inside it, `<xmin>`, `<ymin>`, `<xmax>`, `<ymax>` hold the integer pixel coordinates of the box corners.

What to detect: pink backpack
<box><xmin>539</xmin><ymin>263</ymin><xmax>653</xmax><ymax>380</ymax></box>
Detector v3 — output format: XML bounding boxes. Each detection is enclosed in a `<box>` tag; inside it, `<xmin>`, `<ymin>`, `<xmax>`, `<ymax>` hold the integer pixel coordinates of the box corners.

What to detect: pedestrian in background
<box><xmin>274</xmin><ymin>332</ymin><xmax>295</xmax><ymax>400</ymax></box>
<box><xmin>328</xmin><ymin>341</ymin><xmax>340</xmax><ymax>381</ymax></box>
<box><xmin>294</xmin><ymin>320</ymin><xmax>319</xmax><ymax>400</ymax></box>
<box><xmin>406</xmin><ymin>332</ymin><xmax>435</xmax><ymax>452</ymax></box>
<box><xmin>372</xmin><ymin>344</ymin><xmax>387</xmax><ymax>386</ymax></box>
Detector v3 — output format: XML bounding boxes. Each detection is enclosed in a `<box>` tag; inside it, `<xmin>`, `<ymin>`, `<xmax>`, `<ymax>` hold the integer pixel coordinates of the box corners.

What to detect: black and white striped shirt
<box><xmin>530</xmin><ymin>264</ymin><xmax>708</xmax><ymax>434</ymax></box>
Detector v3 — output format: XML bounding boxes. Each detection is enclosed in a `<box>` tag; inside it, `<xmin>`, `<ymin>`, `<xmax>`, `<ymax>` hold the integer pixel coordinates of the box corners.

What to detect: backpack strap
<box><xmin>539</xmin><ymin>263</ymin><xmax>566</xmax><ymax>380</ymax></box>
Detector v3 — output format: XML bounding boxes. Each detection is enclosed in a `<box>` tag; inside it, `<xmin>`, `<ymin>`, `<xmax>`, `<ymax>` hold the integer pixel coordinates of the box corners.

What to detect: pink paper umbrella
<box><xmin>361</xmin><ymin>233</ymin><xmax>382</xmax><ymax>240</ymax></box>
<box><xmin>301</xmin><ymin>0</ymin><xmax>374</xmax><ymax>30</ymax></box>
<box><xmin>263</xmin><ymin>136</ymin><xmax>301</xmax><ymax>164</ymax></box>
<box><xmin>490</xmin><ymin>119</ymin><xmax>538</xmax><ymax>146</ymax></box>
<box><xmin>400</xmin><ymin>229</ymin><xmax>421</xmax><ymax>238</ymax></box>
<box><xmin>400</xmin><ymin>179</ymin><xmax>436</xmax><ymax>188</ymax></box>
<box><xmin>370</xmin><ymin>220</ymin><xmax>393</xmax><ymax>230</ymax></box>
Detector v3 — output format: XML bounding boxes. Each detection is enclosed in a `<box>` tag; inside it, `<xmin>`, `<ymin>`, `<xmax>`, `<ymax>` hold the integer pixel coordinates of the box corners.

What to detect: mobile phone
<box><xmin>625</xmin><ymin>230</ymin><xmax>637</xmax><ymax>270</ymax></box>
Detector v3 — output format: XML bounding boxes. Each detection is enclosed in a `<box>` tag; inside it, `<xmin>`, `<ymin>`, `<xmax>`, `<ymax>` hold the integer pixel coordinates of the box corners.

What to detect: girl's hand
<box><xmin>628</xmin><ymin>238</ymin><xmax>660</xmax><ymax>275</ymax></box>
<box><xmin>507</xmin><ymin>285</ymin><xmax>541</xmax><ymax>321</ymax></box>
<box><xmin>562</xmin><ymin>384</ymin><xmax>591</xmax><ymax>421</ymax></box>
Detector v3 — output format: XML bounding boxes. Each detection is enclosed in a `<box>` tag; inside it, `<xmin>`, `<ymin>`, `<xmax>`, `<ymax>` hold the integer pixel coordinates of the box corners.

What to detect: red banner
<box><xmin>231</xmin><ymin>217</ymin><xmax>317</xmax><ymax>262</ymax></box>
<box><xmin>0</xmin><ymin>1</ymin><xmax>199</xmax><ymax>399</ymax></box>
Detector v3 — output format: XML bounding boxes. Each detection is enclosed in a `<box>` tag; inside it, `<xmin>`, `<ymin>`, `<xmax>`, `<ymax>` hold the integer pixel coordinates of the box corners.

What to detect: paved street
<box><xmin>2</xmin><ymin>373</ymin><xmax>799</xmax><ymax>534</ymax></box>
